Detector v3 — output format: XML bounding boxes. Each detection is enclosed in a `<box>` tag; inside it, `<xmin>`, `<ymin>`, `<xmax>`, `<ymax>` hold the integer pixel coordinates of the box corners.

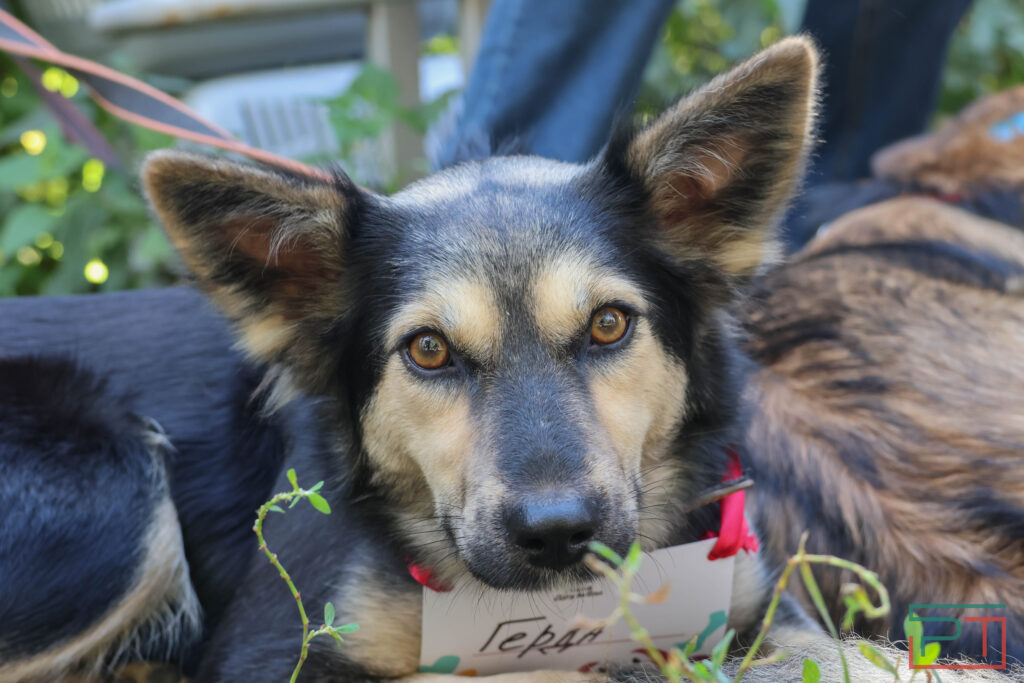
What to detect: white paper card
<box><xmin>419</xmin><ymin>538</ymin><xmax>734</xmax><ymax>676</ymax></box>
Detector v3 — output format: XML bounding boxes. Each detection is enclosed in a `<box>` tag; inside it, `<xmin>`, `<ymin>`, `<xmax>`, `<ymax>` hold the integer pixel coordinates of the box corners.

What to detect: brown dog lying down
<box><xmin>739</xmin><ymin>85</ymin><xmax>1024</xmax><ymax>679</ymax></box>
<box><xmin>2</xmin><ymin>40</ymin><xmax>1023</xmax><ymax>683</ymax></box>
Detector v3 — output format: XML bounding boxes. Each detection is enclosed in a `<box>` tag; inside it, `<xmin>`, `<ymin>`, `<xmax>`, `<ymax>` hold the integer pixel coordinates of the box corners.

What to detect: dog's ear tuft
<box><xmin>613</xmin><ymin>36</ymin><xmax>818</xmax><ymax>280</ymax></box>
<box><xmin>142</xmin><ymin>151</ymin><xmax>358</xmax><ymax>365</ymax></box>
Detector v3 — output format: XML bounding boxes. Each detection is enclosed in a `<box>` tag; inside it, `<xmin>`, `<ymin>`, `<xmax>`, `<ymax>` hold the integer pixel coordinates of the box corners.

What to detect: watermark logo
<box><xmin>907</xmin><ymin>603</ymin><xmax>1007</xmax><ymax>670</ymax></box>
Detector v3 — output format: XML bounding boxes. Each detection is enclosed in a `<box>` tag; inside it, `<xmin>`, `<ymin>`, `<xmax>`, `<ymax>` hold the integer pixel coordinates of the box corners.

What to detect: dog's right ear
<box><xmin>605</xmin><ymin>36</ymin><xmax>818</xmax><ymax>287</ymax></box>
<box><xmin>142</xmin><ymin>151</ymin><xmax>360</xmax><ymax>366</ymax></box>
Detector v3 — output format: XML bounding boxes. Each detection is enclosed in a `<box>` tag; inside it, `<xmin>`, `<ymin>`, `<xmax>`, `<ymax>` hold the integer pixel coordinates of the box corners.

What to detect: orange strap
<box><xmin>0</xmin><ymin>8</ymin><xmax>330</xmax><ymax>181</ymax></box>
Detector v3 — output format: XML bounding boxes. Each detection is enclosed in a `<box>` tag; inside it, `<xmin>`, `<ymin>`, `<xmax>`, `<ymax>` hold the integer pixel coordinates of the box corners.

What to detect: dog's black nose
<box><xmin>507</xmin><ymin>496</ymin><xmax>599</xmax><ymax>569</ymax></box>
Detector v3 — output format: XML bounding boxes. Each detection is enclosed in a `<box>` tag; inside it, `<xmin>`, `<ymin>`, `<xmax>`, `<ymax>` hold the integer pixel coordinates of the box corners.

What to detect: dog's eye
<box><xmin>408</xmin><ymin>332</ymin><xmax>451</xmax><ymax>370</ymax></box>
<box><xmin>590</xmin><ymin>307</ymin><xmax>628</xmax><ymax>345</ymax></box>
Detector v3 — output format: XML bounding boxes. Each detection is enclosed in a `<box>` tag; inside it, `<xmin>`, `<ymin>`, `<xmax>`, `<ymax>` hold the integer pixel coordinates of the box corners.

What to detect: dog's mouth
<box><xmin>469</xmin><ymin>555</ymin><xmax>601</xmax><ymax>592</ymax></box>
<box><xmin>449</xmin><ymin>501</ymin><xmax>636</xmax><ymax>591</ymax></box>
<box><xmin>458</xmin><ymin>536</ymin><xmax>637</xmax><ymax>592</ymax></box>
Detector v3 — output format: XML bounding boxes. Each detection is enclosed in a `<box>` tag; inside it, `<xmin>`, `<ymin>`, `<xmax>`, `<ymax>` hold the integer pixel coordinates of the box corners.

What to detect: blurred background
<box><xmin>0</xmin><ymin>0</ymin><xmax>1022</xmax><ymax>297</ymax></box>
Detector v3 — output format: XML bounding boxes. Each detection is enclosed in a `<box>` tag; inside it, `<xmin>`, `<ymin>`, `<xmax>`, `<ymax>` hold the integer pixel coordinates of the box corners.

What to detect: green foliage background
<box><xmin>1</xmin><ymin>0</ymin><xmax>1022</xmax><ymax>297</ymax></box>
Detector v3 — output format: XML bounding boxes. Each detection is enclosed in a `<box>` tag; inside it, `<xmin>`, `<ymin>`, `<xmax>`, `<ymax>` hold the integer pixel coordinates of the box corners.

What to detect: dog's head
<box><xmin>143</xmin><ymin>38</ymin><xmax>817</xmax><ymax>590</ymax></box>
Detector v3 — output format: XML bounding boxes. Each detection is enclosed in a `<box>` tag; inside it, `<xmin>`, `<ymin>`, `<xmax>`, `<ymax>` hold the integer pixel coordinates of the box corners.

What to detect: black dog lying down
<box><xmin>1</xmin><ymin>38</ymin><xmax>1022</xmax><ymax>681</ymax></box>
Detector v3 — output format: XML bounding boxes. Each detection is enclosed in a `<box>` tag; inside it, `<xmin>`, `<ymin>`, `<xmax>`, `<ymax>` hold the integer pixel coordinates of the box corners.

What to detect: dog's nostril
<box><xmin>569</xmin><ymin>529</ymin><xmax>593</xmax><ymax>546</ymax></box>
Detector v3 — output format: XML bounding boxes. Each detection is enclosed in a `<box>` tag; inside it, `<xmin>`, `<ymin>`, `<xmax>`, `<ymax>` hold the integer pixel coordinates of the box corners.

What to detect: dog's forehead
<box><xmin>389</xmin><ymin>156</ymin><xmax>596</xmax><ymax>249</ymax></box>
<box><xmin>378</xmin><ymin>157</ymin><xmax>646</xmax><ymax>354</ymax></box>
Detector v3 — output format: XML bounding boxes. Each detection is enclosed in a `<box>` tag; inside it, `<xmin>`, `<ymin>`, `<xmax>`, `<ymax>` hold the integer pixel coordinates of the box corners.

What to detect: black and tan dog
<box><xmin>1</xmin><ymin>37</ymin><xmax>1022</xmax><ymax>682</ymax></box>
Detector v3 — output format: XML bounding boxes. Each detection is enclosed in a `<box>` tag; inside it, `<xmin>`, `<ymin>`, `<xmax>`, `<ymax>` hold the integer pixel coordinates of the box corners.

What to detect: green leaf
<box><xmin>857</xmin><ymin>642</ymin><xmax>897</xmax><ymax>674</ymax></box>
<box><xmin>920</xmin><ymin>642</ymin><xmax>941</xmax><ymax>666</ymax></box>
<box><xmin>423</xmin><ymin>33</ymin><xmax>459</xmax><ymax>55</ymax></box>
<box><xmin>798</xmin><ymin>559</ymin><xmax>850</xmax><ymax>681</ymax></box>
<box><xmin>329</xmin><ymin>629</ymin><xmax>344</xmax><ymax>644</ymax></box>
<box><xmin>0</xmin><ymin>154</ymin><xmax>45</xmax><ymax>190</ymax></box>
<box><xmin>268</xmin><ymin>504</ymin><xmax>286</xmax><ymax>514</ymax></box>
<box><xmin>799</xmin><ymin>562</ymin><xmax>838</xmax><ymax>639</ymax></box>
<box><xmin>349</xmin><ymin>64</ymin><xmax>400</xmax><ymax>110</ymax></box>
<box><xmin>131</xmin><ymin>224</ymin><xmax>172</xmax><ymax>268</ymax></box>
<box><xmin>2</xmin><ymin>204</ymin><xmax>58</xmax><ymax>254</ymax></box>
<box><xmin>587</xmin><ymin>541</ymin><xmax>622</xmax><ymax>567</ymax></box>
<box><xmin>904</xmin><ymin>613</ymin><xmax>923</xmax><ymax>642</ymax></box>
<box><xmin>310</xmin><ymin>481</ymin><xmax>324</xmax><ymax>492</ymax></box>
<box><xmin>324</xmin><ymin>602</ymin><xmax>335</xmax><ymax>627</ymax></box>
<box><xmin>710</xmin><ymin>628</ymin><xmax>734</xmax><ymax>670</ymax></box>
<box><xmin>904</xmin><ymin>612</ymin><xmax>929</xmax><ymax>662</ymax></box>
<box><xmin>308</xmin><ymin>493</ymin><xmax>332</xmax><ymax>515</ymax></box>
<box><xmin>801</xmin><ymin>658</ymin><xmax>821</xmax><ymax>683</ymax></box>
<box><xmin>841</xmin><ymin>595</ymin><xmax>859</xmax><ymax>630</ymax></box>
<box><xmin>286</xmin><ymin>468</ymin><xmax>298</xmax><ymax>489</ymax></box>
<box><xmin>624</xmin><ymin>542</ymin><xmax>643</xmax><ymax>573</ymax></box>
<box><xmin>334</xmin><ymin>623</ymin><xmax>359</xmax><ymax>633</ymax></box>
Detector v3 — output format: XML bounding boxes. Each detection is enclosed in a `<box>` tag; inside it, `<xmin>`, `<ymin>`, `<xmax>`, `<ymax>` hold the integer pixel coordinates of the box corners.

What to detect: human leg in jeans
<box><xmin>434</xmin><ymin>0</ymin><xmax>675</xmax><ymax>168</ymax></box>
<box><xmin>784</xmin><ymin>0</ymin><xmax>973</xmax><ymax>249</ymax></box>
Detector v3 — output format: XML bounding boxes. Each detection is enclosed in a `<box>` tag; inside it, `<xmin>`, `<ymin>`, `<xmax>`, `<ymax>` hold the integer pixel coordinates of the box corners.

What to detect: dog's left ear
<box><xmin>142</xmin><ymin>151</ymin><xmax>360</xmax><ymax>376</ymax></box>
<box><xmin>609</xmin><ymin>36</ymin><xmax>818</xmax><ymax>280</ymax></box>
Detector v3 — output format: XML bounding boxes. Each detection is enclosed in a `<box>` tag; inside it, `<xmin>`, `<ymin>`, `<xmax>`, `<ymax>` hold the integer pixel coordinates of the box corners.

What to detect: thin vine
<box><xmin>253</xmin><ymin>468</ymin><xmax>358</xmax><ymax>683</ymax></box>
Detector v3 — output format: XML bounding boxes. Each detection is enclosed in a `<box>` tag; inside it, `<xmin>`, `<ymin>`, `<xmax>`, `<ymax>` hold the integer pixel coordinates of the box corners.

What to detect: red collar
<box><xmin>406</xmin><ymin>562</ymin><xmax>452</xmax><ymax>593</ymax></box>
<box><xmin>701</xmin><ymin>448</ymin><xmax>759</xmax><ymax>560</ymax></box>
<box><xmin>407</xmin><ymin>448</ymin><xmax>757</xmax><ymax>592</ymax></box>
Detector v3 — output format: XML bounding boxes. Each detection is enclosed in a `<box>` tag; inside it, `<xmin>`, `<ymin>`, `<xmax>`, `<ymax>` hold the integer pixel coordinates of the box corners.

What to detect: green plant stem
<box><xmin>734</xmin><ymin>533</ymin><xmax>891</xmax><ymax>683</ymax></box>
<box><xmin>253</xmin><ymin>491</ymin><xmax>312</xmax><ymax>683</ymax></box>
<box><xmin>596</xmin><ymin>557</ymin><xmax>703</xmax><ymax>683</ymax></box>
<box><xmin>619</xmin><ymin>586</ymin><xmax>678</xmax><ymax>682</ymax></box>
<box><xmin>733</xmin><ymin>552</ymin><xmax>801</xmax><ymax>682</ymax></box>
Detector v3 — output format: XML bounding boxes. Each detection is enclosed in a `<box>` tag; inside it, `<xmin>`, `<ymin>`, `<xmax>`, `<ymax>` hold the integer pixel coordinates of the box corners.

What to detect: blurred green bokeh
<box><xmin>1</xmin><ymin>0</ymin><xmax>1022</xmax><ymax>297</ymax></box>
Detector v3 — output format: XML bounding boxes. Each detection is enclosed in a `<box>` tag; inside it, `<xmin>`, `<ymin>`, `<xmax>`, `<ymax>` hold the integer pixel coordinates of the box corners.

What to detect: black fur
<box><xmin>0</xmin><ymin>288</ymin><xmax>289</xmax><ymax>674</ymax></box>
<box><xmin>0</xmin><ymin>358</ymin><xmax>155</xmax><ymax>659</ymax></box>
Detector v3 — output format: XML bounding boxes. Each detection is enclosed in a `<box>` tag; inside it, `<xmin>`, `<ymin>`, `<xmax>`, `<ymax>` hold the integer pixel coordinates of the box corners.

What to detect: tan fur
<box><xmin>872</xmin><ymin>84</ymin><xmax>1024</xmax><ymax>195</ymax></box>
<box><xmin>361</xmin><ymin>356</ymin><xmax>479</xmax><ymax>509</ymax></box>
<box><xmin>742</xmin><ymin>196</ymin><xmax>1024</xmax><ymax>637</ymax></box>
<box><xmin>530</xmin><ymin>253</ymin><xmax>648</xmax><ymax>346</ymax></box>
<box><xmin>0</xmin><ymin>499</ymin><xmax>200</xmax><ymax>683</ymax></box>
<box><xmin>808</xmin><ymin>196</ymin><xmax>1024</xmax><ymax>273</ymax></box>
<box><xmin>328</xmin><ymin>571</ymin><xmax>423</xmax><ymax>678</ymax></box>
<box><xmin>143</xmin><ymin>152</ymin><xmax>346</xmax><ymax>287</ymax></box>
<box><xmin>385</xmin><ymin>277</ymin><xmax>503</xmax><ymax>363</ymax></box>
<box><xmin>238</xmin><ymin>313</ymin><xmax>296</xmax><ymax>360</ymax></box>
<box><xmin>588</xmin><ymin>329</ymin><xmax>689</xmax><ymax>549</ymax></box>
<box><xmin>710</xmin><ymin>231</ymin><xmax>778</xmax><ymax>281</ymax></box>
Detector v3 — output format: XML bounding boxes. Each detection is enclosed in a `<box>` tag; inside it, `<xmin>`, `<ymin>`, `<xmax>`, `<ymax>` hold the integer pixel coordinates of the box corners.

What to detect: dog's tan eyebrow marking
<box><xmin>386</xmin><ymin>276</ymin><xmax>501</xmax><ymax>361</ymax></box>
<box><xmin>531</xmin><ymin>253</ymin><xmax>648</xmax><ymax>345</ymax></box>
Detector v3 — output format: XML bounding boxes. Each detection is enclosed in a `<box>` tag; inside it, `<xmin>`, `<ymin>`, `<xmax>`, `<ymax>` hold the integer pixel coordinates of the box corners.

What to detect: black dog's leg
<box><xmin>0</xmin><ymin>357</ymin><xmax>200</xmax><ymax>681</ymax></box>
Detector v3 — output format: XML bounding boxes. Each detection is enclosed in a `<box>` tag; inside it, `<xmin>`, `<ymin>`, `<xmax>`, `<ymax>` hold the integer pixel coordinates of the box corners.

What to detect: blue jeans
<box><xmin>802</xmin><ymin>0</ymin><xmax>972</xmax><ymax>185</ymax></box>
<box><xmin>434</xmin><ymin>0</ymin><xmax>675</xmax><ymax>167</ymax></box>
<box><xmin>436</xmin><ymin>0</ymin><xmax>973</xmax><ymax>249</ymax></box>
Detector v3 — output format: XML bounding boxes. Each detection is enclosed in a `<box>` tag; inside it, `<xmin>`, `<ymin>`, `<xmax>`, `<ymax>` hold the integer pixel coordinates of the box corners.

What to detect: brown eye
<box><xmin>408</xmin><ymin>332</ymin><xmax>450</xmax><ymax>370</ymax></box>
<box><xmin>590</xmin><ymin>307</ymin><xmax>628</xmax><ymax>345</ymax></box>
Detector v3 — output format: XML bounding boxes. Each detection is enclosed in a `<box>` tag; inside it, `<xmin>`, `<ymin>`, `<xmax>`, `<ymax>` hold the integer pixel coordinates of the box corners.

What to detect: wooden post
<box><xmin>367</xmin><ymin>1</ymin><xmax>422</xmax><ymax>184</ymax></box>
<box><xmin>458</xmin><ymin>0</ymin><xmax>490</xmax><ymax>78</ymax></box>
